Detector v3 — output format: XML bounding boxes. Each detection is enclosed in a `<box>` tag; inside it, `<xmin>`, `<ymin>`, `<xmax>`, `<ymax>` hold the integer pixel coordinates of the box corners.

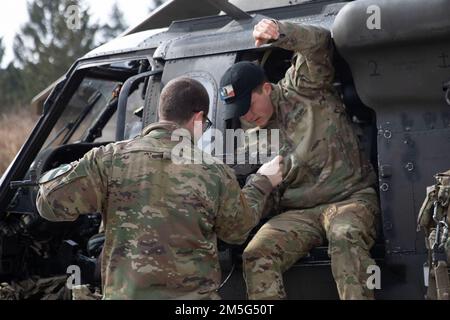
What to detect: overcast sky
<box><xmin>0</xmin><ymin>0</ymin><xmax>156</xmax><ymax>67</ymax></box>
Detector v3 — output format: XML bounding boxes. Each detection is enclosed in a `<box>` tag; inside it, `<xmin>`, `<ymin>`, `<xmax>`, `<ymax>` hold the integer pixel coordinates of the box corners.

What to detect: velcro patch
<box><xmin>39</xmin><ymin>164</ymin><xmax>73</xmax><ymax>184</ymax></box>
<box><xmin>220</xmin><ymin>84</ymin><xmax>235</xmax><ymax>101</ymax></box>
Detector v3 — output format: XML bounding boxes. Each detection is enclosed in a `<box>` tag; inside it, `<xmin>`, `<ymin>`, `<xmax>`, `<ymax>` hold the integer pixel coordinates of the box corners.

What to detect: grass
<box><xmin>0</xmin><ymin>108</ymin><xmax>39</xmax><ymax>176</ymax></box>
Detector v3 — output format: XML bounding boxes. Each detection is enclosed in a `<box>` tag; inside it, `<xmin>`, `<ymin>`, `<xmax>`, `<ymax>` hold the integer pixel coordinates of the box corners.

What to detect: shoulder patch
<box><xmin>38</xmin><ymin>164</ymin><xmax>73</xmax><ymax>184</ymax></box>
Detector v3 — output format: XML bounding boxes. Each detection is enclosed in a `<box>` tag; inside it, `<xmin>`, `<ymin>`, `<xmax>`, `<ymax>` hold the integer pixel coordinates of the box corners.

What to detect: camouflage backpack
<box><xmin>417</xmin><ymin>170</ymin><xmax>450</xmax><ymax>300</ymax></box>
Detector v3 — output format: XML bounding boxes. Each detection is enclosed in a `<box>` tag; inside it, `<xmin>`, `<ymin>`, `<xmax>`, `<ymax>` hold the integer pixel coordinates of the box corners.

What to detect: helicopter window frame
<box><xmin>1</xmin><ymin>53</ymin><xmax>157</xmax><ymax>210</ymax></box>
<box><xmin>40</xmin><ymin>56</ymin><xmax>154</xmax><ymax>150</ymax></box>
<box><xmin>175</xmin><ymin>71</ymin><xmax>219</xmax><ymax>155</ymax></box>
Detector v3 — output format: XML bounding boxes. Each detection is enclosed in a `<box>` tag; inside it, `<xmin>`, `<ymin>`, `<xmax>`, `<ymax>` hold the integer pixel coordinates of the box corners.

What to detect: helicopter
<box><xmin>0</xmin><ymin>0</ymin><xmax>449</xmax><ymax>300</ymax></box>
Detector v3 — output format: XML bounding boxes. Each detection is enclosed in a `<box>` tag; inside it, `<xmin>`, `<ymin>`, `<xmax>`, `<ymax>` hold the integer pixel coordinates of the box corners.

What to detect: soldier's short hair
<box><xmin>158</xmin><ymin>77</ymin><xmax>210</xmax><ymax>124</ymax></box>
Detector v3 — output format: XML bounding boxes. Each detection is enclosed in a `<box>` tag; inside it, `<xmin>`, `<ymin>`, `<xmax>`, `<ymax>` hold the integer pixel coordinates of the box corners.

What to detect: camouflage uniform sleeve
<box><xmin>36</xmin><ymin>145</ymin><xmax>113</xmax><ymax>222</ymax></box>
<box><xmin>215</xmin><ymin>169</ymin><xmax>273</xmax><ymax>245</ymax></box>
<box><xmin>271</xmin><ymin>21</ymin><xmax>334</xmax><ymax>90</ymax></box>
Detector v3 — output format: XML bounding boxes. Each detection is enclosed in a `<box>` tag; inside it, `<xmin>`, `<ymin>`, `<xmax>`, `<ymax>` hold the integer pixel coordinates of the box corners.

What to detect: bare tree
<box><xmin>149</xmin><ymin>0</ymin><xmax>167</xmax><ymax>12</ymax></box>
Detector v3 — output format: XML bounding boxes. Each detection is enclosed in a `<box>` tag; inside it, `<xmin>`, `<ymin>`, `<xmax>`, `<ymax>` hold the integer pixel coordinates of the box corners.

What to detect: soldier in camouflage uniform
<box><xmin>220</xmin><ymin>19</ymin><xmax>379</xmax><ymax>300</ymax></box>
<box><xmin>36</xmin><ymin>77</ymin><xmax>284</xmax><ymax>299</ymax></box>
<box><xmin>417</xmin><ymin>169</ymin><xmax>450</xmax><ymax>300</ymax></box>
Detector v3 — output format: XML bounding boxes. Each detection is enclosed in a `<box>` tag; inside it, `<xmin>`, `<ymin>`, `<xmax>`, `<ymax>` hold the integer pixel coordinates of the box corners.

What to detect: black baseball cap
<box><xmin>219</xmin><ymin>61</ymin><xmax>266</xmax><ymax>120</ymax></box>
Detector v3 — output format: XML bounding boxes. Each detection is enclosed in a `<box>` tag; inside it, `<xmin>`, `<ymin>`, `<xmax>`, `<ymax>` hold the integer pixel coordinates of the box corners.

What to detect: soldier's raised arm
<box><xmin>215</xmin><ymin>156</ymin><xmax>283</xmax><ymax>244</ymax></box>
<box><xmin>36</xmin><ymin>145</ymin><xmax>112</xmax><ymax>222</ymax></box>
<box><xmin>254</xmin><ymin>19</ymin><xmax>334</xmax><ymax>90</ymax></box>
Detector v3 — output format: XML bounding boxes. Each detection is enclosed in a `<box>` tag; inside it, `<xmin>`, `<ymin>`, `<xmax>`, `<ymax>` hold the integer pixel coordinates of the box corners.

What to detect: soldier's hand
<box><xmin>253</xmin><ymin>19</ymin><xmax>280</xmax><ymax>47</ymax></box>
<box><xmin>257</xmin><ymin>155</ymin><xmax>284</xmax><ymax>188</ymax></box>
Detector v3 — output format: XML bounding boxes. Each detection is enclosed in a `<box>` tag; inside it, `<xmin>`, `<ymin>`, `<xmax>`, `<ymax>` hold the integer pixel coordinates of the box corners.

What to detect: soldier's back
<box><xmin>101</xmin><ymin>127</ymin><xmax>228</xmax><ymax>299</ymax></box>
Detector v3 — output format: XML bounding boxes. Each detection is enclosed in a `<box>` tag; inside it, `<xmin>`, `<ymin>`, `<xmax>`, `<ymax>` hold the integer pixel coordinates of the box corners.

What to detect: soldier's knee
<box><xmin>243</xmin><ymin>243</ymin><xmax>265</xmax><ymax>262</ymax></box>
<box><xmin>242</xmin><ymin>239</ymin><xmax>277</xmax><ymax>265</ymax></box>
<box><xmin>329</xmin><ymin>224</ymin><xmax>365</xmax><ymax>245</ymax></box>
<box><xmin>242</xmin><ymin>245</ymin><xmax>280</xmax><ymax>277</ymax></box>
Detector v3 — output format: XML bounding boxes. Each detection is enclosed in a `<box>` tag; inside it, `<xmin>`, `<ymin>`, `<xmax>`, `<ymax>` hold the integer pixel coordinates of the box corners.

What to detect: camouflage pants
<box><xmin>0</xmin><ymin>276</ymin><xmax>71</xmax><ymax>300</ymax></box>
<box><xmin>243</xmin><ymin>188</ymin><xmax>379</xmax><ymax>300</ymax></box>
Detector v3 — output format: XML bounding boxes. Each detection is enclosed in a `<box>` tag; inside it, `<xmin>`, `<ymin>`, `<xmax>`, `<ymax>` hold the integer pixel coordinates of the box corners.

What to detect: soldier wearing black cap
<box><xmin>220</xmin><ymin>61</ymin><xmax>268</xmax><ymax>124</ymax></box>
<box><xmin>220</xmin><ymin>19</ymin><xmax>379</xmax><ymax>300</ymax></box>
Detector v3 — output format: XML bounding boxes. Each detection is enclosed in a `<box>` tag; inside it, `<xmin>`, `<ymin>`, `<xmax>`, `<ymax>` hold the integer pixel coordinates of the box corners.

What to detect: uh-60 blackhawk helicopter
<box><xmin>0</xmin><ymin>0</ymin><xmax>449</xmax><ymax>300</ymax></box>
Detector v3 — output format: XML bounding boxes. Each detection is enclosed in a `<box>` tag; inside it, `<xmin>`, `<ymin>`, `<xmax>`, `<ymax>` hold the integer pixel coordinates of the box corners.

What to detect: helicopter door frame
<box><xmin>157</xmin><ymin>52</ymin><xmax>237</xmax><ymax>140</ymax></box>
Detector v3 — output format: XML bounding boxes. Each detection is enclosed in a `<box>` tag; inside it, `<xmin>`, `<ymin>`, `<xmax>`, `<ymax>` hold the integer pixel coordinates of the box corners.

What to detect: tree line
<box><xmin>0</xmin><ymin>0</ymin><xmax>165</xmax><ymax>112</ymax></box>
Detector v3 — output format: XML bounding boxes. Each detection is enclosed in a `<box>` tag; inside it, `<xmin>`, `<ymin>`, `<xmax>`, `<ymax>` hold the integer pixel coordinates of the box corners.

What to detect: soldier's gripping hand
<box><xmin>253</xmin><ymin>19</ymin><xmax>280</xmax><ymax>47</ymax></box>
<box><xmin>257</xmin><ymin>155</ymin><xmax>284</xmax><ymax>187</ymax></box>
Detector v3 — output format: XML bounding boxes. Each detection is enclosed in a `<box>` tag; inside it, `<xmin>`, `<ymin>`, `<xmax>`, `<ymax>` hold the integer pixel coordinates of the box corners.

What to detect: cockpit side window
<box><xmin>42</xmin><ymin>78</ymin><xmax>120</xmax><ymax>149</ymax></box>
<box><xmin>41</xmin><ymin>58</ymin><xmax>151</xmax><ymax>149</ymax></box>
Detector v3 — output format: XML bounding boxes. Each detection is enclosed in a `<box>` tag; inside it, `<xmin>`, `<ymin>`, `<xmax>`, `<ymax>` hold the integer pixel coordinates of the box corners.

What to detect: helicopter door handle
<box><xmin>444</xmin><ymin>80</ymin><xmax>450</xmax><ymax>106</ymax></box>
<box><xmin>10</xmin><ymin>170</ymin><xmax>38</xmax><ymax>189</ymax></box>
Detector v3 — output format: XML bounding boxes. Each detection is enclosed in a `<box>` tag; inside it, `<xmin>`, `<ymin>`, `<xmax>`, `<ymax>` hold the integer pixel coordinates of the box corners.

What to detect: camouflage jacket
<box><xmin>265</xmin><ymin>22</ymin><xmax>377</xmax><ymax>208</ymax></box>
<box><xmin>36</xmin><ymin>122</ymin><xmax>273</xmax><ymax>300</ymax></box>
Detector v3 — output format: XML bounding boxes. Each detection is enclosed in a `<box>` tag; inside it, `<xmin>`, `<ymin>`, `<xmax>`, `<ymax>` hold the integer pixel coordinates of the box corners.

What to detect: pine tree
<box><xmin>102</xmin><ymin>2</ymin><xmax>127</xmax><ymax>41</ymax></box>
<box><xmin>0</xmin><ymin>38</ymin><xmax>27</xmax><ymax>110</ymax></box>
<box><xmin>0</xmin><ymin>38</ymin><xmax>4</xmax><ymax>65</ymax></box>
<box><xmin>0</xmin><ymin>64</ymin><xmax>27</xmax><ymax>109</ymax></box>
<box><xmin>13</xmin><ymin>0</ymin><xmax>100</xmax><ymax>102</ymax></box>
